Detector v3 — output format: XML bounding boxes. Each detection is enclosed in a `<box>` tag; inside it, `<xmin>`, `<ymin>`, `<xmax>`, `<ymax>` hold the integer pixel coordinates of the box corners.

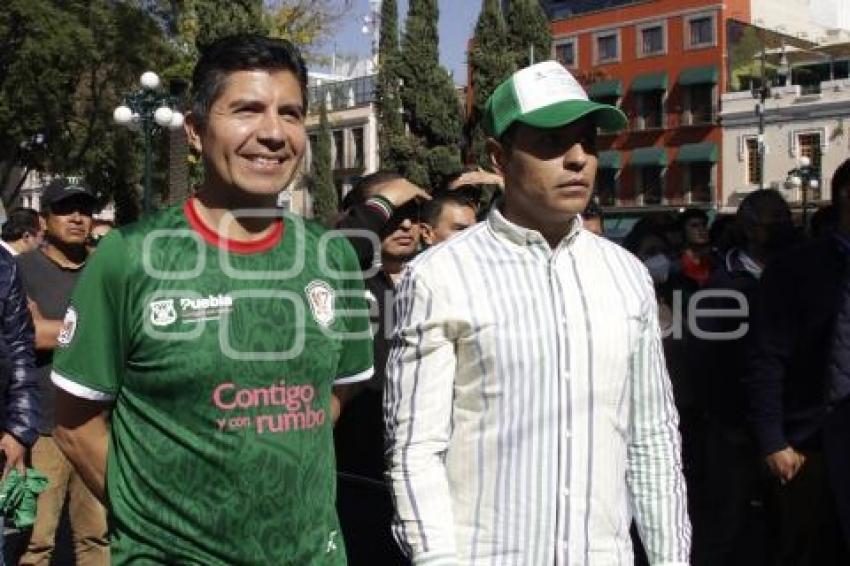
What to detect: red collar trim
<box><xmin>183</xmin><ymin>198</ymin><xmax>283</xmax><ymax>254</ymax></box>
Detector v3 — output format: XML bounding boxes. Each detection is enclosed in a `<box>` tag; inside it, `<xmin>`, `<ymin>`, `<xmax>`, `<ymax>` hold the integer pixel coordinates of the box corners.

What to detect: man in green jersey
<box><xmin>49</xmin><ymin>34</ymin><xmax>373</xmax><ymax>565</ymax></box>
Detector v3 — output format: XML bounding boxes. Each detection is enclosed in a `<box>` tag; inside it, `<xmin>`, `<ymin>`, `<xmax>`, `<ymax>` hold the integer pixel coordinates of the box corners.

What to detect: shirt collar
<box><xmin>487</xmin><ymin>207</ymin><xmax>583</xmax><ymax>250</ymax></box>
<box><xmin>0</xmin><ymin>239</ymin><xmax>18</xmax><ymax>256</ymax></box>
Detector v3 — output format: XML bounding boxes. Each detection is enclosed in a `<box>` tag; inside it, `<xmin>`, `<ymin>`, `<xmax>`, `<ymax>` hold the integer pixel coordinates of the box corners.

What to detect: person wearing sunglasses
<box><xmin>334</xmin><ymin>171</ymin><xmax>429</xmax><ymax>565</ymax></box>
<box><xmin>385</xmin><ymin>61</ymin><xmax>690</xmax><ymax>565</ymax></box>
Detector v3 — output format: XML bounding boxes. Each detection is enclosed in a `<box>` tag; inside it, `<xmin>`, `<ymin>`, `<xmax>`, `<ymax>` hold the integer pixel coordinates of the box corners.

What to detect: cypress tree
<box><xmin>468</xmin><ymin>0</ymin><xmax>515</xmax><ymax>167</ymax></box>
<box><xmin>311</xmin><ymin>101</ymin><xmax>337</xmax><ymax>226</ymax></box>
<box><xmin>506</xmin><ymin>0</ymin><xmax>552</xmax><ymax>69</ymax></box>
<box><xmin>398</xmin><ymin>0</ymin><xmax>462</xmax><ymax>189</ymax></box>
<box><xmin>375</xmin><ymin>0</ymin><xmax>404</xmax><ymax>172</ymax></box>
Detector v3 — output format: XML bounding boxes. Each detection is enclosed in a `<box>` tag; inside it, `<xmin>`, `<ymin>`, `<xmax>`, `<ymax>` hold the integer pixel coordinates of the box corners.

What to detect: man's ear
<box><xmin>184</xmin><ymin>112</ymin><xmax>203</xmax><ymax>154</ymax></box>
<box><xmin>420</xmin><ymin>222</ymin><xmax>435</xmax><ymax>246</ymax></box>
<box><xmin>486</xmin><ymin>137</ymin><xmax>506</xmax><ymax>177</ymax></box>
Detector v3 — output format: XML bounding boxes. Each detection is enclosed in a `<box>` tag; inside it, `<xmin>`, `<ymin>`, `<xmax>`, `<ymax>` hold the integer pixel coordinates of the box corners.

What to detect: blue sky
<box><xmin>316</xmin><ymin>0</ymin><xmax>482</xmax><ymax>85</ymax></box>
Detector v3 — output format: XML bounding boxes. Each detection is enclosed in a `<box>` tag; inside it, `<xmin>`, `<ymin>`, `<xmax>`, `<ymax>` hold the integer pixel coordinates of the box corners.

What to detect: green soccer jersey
<box><xmin>52</xmin><ymin>200</ymin><xmax>373</xmax><ymax>565</ymax></box>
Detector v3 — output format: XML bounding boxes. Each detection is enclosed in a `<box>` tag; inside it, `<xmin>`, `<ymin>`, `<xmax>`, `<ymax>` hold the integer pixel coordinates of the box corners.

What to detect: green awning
<box><xmin>630</xmin><ymin>72</ymin><xmax>668</xmax><ymax>92</ymax></box>
<box><xmin>629</xmin><ymin>147</ymin><xmax>668</xmax><ymax>167</ymax></box>
<box><xmin>588</xmin><ymin>79</ymin><xmax>623</xmax><ymax>99</ymax></box>
<box><xmin>678</xmin><ymin>65</ymin><xmax>719</xmax><ymax>86</ymax></box>
<box><xmin>598</xmin><ymin>150</ymin><xmax>621</xmax><ymax>169</ymax></box>
<box><xmin>676</xmin><ymin>142</ymin><xmax>718</xmax><ymax>163</ymax></box>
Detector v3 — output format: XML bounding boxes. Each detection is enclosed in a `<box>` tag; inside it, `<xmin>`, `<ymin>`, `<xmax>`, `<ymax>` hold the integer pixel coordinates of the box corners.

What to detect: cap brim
<box><xmin>517</xmin><ymin>100</ymin><xmax>627</xmax><ymax>134</ymax></box>
<box><xmin>48</xmin><ymin>190</ymin><xmax>97</xmax><ymax>205</ymax></box>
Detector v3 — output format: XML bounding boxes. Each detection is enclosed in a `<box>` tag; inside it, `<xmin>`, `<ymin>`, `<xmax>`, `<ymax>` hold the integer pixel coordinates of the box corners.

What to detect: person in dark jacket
<box><xmin>691</xmin><ymin>189</ymin><xmax>795</xmax><ymax>566</ymax></box>
<box><xmin>745</xmin><ymin>159</ymin><xmax>850</xmax><ymax>565</ymax></box>
<box><xmin>0</xmin><ymin>245</ymin><xmax>40</xmax><ymax>460</ymax></box>
<box><xmin>0</xmin><ymin>245</ymin><xmax>41</xmax><ymax>565</ymax></box>
<box><xmin>333</xmin><ymin>171</ymin><xmax>428</xmax><ymax>566</ymax></box>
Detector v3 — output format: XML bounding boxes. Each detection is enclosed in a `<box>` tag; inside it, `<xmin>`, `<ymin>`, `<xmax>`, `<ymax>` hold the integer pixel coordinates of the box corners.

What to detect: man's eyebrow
<box><xmin>279</xmin><ymin>102</ymin><xmax>304</xmax><ymax>114</ymax></box>
<box><xmin>226</xmin><ymin>98</ymin><xmax>262</xmax><ymax>108</ymax></box>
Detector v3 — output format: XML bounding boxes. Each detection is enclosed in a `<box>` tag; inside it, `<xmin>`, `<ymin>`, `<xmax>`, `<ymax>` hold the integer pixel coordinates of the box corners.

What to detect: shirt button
<box><xmin>565</xmin><ymin>430</ymin><xmax>572</xmax><ymax>439</ymax></box>
<box><xmin>562</xmin><ymin>487</ymin><xmax>571</xmax><ymax>496</ymax></box>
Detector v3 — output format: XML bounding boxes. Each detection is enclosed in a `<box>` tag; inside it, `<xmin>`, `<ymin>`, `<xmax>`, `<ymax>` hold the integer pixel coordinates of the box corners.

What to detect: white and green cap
<box><xmin>484</xmin><ymin>61</ymin><xmax>627</xmax><ymax>139</ymax></box>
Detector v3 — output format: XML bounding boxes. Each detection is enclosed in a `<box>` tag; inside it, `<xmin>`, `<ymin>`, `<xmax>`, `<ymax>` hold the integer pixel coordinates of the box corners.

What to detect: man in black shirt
<box><xmin>334</xmin><ymin>171</ymin><xmax>428</xmax><ymax>565</ymax></box>
<box><xmin>17</xmin><ymin>178</ymin><xmax>108</xmax><ymax>566</ymax></box>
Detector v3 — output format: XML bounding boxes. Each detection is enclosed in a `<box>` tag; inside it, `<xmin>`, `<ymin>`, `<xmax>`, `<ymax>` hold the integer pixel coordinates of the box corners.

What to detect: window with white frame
<box><xmin>687</xmin><ymin>163</ymin><xmax>714</xmax><ymax>204</ymax></box>
<box><xmin>638</xmin><ymin>166</ymin><xmax>664</xmax><ymax>205</ymax></box>
<box><xmin>686</xmin><ymin>84</ymin><xmax>715</xmax><ymax>125</ymax></box>
<box><xmin>554</xmin><ymin>38</ymin><xmax>577</xmax><ymax>68</ymax></box>
<box><xmin>638</xmin><ymin>22</ymin><xmax>666</xmax><ymax>57</ymax></box>
<box><xmin>332</xmin><ymin>130</ymin><xmax>344</xmax><ymax>170</ymax></box>
<box><xmin>685</xmin><ymin>13</ymin><xmax>716</xmax><ymax>48</ymax></box>
<box><xmin>798</xmin><ymin>132</ymin><xmax>823</xmax><ymax>200</ymax></box>
<box><xmin>637</xmin><ymin>91</ymin><xmax>665</xmax><ymax>129</ymax></box>
<box><xmin>745</xmin><ymin>137</ymin><xmax>762</xmax><ymax>186</ymax></box>
<box><xmin>595</xmin><ymin>30</ymin><xmax>620</xmax><ymax>64</ymax></box>
<box><xmin>351</xmin><ymin>127</ymin><xmax>365</xmax><ymax>169</ymax></box>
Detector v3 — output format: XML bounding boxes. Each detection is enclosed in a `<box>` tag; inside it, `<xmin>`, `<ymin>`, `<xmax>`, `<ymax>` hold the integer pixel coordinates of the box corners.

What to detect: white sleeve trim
<box><xmin>51</xmin><ymin>370</ymin><xmax>116</xmax><ymax>402</ymax></box>
<box><xmin>334</xmin><ymin>367</ymin><xmax>374</xmax><ymax>385</ymax></box>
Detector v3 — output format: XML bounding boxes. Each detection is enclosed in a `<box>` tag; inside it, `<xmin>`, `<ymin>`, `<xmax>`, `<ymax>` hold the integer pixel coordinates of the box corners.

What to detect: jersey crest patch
<box><xmin>57</xmin><ymin>307</ymin><xmax>78</xmax><ymax>347</ymax></box>
<box><xmin>150</xmin><ymin>299</ymin><xmax>178</xmax><ymax>327</ymax></box>
<box><xmin>306</xmin><ymin>280</ymin><xmax>335</xmax><ymax>327</ymax></box>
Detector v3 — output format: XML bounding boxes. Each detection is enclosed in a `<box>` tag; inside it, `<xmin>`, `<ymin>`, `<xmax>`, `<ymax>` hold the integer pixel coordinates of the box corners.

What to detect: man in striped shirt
<box><xmin>384</xmin><ymin>61</ymin><xmax>691</xmax><ymax>565</ymax></box>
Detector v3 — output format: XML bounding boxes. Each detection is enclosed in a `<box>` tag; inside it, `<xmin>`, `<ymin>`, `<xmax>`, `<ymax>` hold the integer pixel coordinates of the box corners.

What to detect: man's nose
<box><xmin>257</xmin><ymin>112</ymin><xmax>286</xmax><ymax>148</ymax></box>
<box><xmin>563</xmin><ymin>143</ymin><xmax>589</xmax><ymax>171</ymax></box>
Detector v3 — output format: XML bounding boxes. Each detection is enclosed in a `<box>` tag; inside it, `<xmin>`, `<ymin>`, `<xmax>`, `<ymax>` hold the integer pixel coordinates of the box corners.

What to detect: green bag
<box><xmin>0</xmin><ymin>468</ymin><xmax>49</xmax><ymax>529</ymax></box>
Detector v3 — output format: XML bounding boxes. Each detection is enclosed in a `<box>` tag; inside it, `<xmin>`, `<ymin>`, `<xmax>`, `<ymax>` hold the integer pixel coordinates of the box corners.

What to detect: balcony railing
<box><xmin>308</xmin><ymin>76</ymin><xmax>376</xmax><ymax>114</ymax></box>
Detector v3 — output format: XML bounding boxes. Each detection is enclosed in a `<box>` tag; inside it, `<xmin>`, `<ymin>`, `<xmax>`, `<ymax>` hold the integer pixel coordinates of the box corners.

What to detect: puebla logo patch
<box><xmin>306</xmin><ymin>280</ymin><xmax>335</xmax><ymax>327</ymax></box>
<box><xmin>149</xmin><ymin>299</ymin><xmax>177</xmax><ymax>327</ymax></box>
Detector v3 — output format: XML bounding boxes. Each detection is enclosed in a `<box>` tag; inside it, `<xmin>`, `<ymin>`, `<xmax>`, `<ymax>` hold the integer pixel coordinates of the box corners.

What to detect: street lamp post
<box><xmin>362</xmin><ymin>0</ymin><xmax>381</xmax><ymax>73</ymax></box>
<box><xmin>786</xmin><ymin>155</ymin><xmax>820</xmax><ymax>229</ymax></box>
<box><xmin>113</xmin><ymin>71</ymin><xmax>184</xmax><ymax>214</ymax></box>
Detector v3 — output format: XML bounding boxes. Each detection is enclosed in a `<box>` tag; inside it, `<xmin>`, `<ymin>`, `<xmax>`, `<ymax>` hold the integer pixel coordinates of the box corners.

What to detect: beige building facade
<box><xmin>720</xmin><ymin>77</ymin><xmax>850</xmax><ymax>211</ymax></box>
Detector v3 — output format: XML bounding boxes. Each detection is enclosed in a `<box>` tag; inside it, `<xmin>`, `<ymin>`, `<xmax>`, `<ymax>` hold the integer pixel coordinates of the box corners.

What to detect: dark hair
<box><xmin>190</xmin><ymin>34</ymin><xmax>308</xmax><ymax>129</ymax></box>
<box><xmin>831</xmin><ymin>158</ymin><xmax>850</xmax><ymax>208</ymax></box>
<box><xmin>341</xmin><ymin>171</ymin><xmax>404</xmax><ymax>211</ymax></box>
<box><xmin>679</xmin><ymin>208</ymin><xmax>709</xmax><ymax>230</ymax></box>
<box><xmin>421</xmin><ymin>192</ymin><xmax>476</xmax><ymax>226</ymax></box>
<box><xmin>622</xmin><ymin>217</ymin><xmax>671</xmax><ymax>257</ymax></box>
<box><xmin>736</xmin><ymin>188</ymin><xmax>790</xmax><ymax>228</ymax></box>
<box><xmin>1</xmin><ymin>208</ymin><xmax>40</xmax><ymax>242</ymax></box>
<box><xmin>811</xmin><ymin>204</ymin><xmax>838</xmax><ymax>239</ymax></box>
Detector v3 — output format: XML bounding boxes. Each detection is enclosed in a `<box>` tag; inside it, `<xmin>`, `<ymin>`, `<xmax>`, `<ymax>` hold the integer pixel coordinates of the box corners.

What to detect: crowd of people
<box><xmin>0</xmin><ymin>32</ymin><xmax>847</xmax><ymax>566</ymax></box>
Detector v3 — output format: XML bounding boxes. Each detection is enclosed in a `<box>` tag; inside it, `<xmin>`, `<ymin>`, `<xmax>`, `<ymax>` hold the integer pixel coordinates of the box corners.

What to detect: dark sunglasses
<box><xmin>392</xmin><ymin>201</ymin><xmax>422</xmax><ymax>223</ymax></box>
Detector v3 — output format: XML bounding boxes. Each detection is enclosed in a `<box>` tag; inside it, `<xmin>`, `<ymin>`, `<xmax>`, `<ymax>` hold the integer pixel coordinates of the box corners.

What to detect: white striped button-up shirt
<box><xmin>384</xmin><ymin>209</ymin><xmax>691</xmax><ymax>566</ymax></box>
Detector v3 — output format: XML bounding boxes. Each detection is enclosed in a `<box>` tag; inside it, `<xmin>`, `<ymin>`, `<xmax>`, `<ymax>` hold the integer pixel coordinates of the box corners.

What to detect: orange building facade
<box><xmin>551</xmin><ymin>0</ymin><xmax>753</xmax><ymax>213</ymax></box>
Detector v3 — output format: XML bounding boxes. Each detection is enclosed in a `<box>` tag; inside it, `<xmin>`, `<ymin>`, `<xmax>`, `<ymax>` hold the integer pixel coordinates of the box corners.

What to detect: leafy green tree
<box><xmin>266</xmin><ymin>0</ymin><xmax>353</xmax><ymax>62</ymax></box>
<box><xmin>375</xmin><ymin>0</ymin><xmax>405</xmax><ymax>172</ymax></box>
<box><xmin>398</xmin><ymin>0</ymin><xmax>462</xmax><ymax>189</ymax></box>
<box><xmin>311</xmin><ymin>100</ymin><xmax>337</xmax><ymax>226</ymax></box>
<box><xmin>468</xmin><ymin>0</ymin><xmax>515</xmax><ymax>167</ymax></box>
<box><xmin>506</xmin><ymin>0</ymin><xmax>551</xmax><ymax>69</ymax></box>
<box><xmin>0</xmin><ymin>0</ymin><xmax>177</xmax><ymax>221</ymax></box>
<box><xmin>195</xmin><ymin>0</ymin><xmax>266</xmax><ymax>48</ymax></box>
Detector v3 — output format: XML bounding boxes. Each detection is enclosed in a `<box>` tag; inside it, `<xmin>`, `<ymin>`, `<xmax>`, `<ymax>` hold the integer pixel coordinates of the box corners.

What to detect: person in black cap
<box><xmin>15</xmin><ymin>177</ymin><xmax>108</xmax><ymax>565</ymax></box>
